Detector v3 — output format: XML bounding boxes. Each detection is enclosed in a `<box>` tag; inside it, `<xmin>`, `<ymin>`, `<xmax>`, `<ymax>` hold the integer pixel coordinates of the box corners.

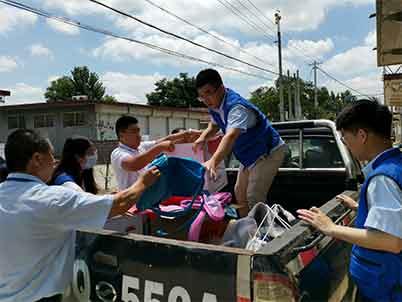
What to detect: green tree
<box><xmin>45</xmin><ymin>66</ymin><xmax>113</xmax><ymax>102</ymax></box>
<box><xmin>146</xmin><ymin>73</ymin><xmax>203</xmax><ymax>107</ymax></box>
<box><xmin>250</xmin><ymin>76</ymin><xmax>355</xmax><ymax>121</ymax></box>
<box><xmin>44</xmin><ymin>76</ymin><xmax>75</xmax><ymax>102</ymax></box>
<box><xmin>103</xmin><ymin>95</ymin><xmax>117</xmax><ymax>103</ymax></box>
<box><xmin>249</xmin><ymin>86</ymin><xmax>279</xmax><ymax>121</ymax></box>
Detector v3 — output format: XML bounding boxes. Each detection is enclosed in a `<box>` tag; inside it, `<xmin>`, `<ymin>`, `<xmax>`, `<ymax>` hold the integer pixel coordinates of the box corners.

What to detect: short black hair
<box><xmin>5</xmin><ymin>129</ymin><xmax>51</xmax><ymax>172</ymax></box>
<box><xmin>336</xmin><ymin>99</ymin><xmax>392</xmax><ymax>139</ymax></box>
<box><xmin>195</xmin><ymin>68</ymin><xmax>223</xmax><ymax>89</ymax></box>
<box><xmin>115</xmin><ymin>115</ymin><xmax>138</xmax><ymax>138</ymax></box>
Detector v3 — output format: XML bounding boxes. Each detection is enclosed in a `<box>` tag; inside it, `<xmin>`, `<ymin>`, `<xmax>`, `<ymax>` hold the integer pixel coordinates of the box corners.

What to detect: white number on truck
<box><xmin>122</xmin><ymin>275</ymin><xmax>218</xmax><ymax>302</ymax></box>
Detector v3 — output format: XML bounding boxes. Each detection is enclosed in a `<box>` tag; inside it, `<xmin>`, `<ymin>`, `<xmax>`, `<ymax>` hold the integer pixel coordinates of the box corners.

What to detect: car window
<box><xmin>226</xmin><ymin>134</ymin><xmax>344</xmax><ymax>169</ymax></box>
<box><xmin>303</xmin><ymin>137</ymin><xmax>344</xmax><ymax>168</ymax></box>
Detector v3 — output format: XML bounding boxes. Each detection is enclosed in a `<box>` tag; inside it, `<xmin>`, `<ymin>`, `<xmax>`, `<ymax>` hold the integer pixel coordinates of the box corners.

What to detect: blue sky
<box><xmin>0</xmin><ymin>0</ymin><xmax>382</xmax><ymax>105</ymax></box>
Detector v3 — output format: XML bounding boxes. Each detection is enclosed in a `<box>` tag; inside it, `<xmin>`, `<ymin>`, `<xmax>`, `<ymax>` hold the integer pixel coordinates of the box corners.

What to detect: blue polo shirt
<box><xmin>0</xmin><ymin>173</ymin><xmax>113</xmax><ymax>302</ymax></box>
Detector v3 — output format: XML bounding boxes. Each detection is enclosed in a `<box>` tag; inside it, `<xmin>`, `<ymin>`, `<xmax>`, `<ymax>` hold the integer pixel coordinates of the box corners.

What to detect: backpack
<box><xmin>136</xmin><ymin>154</ymin><xmax>206</xmax><ymax>218</ymax></box>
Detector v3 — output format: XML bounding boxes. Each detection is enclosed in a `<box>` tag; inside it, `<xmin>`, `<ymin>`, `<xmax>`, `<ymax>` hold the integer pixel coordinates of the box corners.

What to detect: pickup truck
<box><xmin>72</xmin><ymin>119</ymin><xmax>362</xmax><ymax>302</ymax></box>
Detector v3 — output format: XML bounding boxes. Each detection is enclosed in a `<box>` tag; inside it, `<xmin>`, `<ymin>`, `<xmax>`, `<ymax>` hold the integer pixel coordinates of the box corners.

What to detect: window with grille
<box><xmin>34</xmin><ymin>114</ymin><xmax>55</xmax><ymax>128</ymax></box>
<box><xmin>8</xmin><ymin>114</ymin><xmax>25</xmax><ymax>129</ymax></box>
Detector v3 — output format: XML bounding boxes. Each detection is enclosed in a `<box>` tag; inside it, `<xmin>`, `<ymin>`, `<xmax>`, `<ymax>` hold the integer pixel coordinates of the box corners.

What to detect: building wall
<box><xmin>0</xmin><ymin>102</ymin><xmax>209</xmax><ymax>157</ymax></box>
<box><xmin>95</xmin><ymin>103</ymin><xmax>206</xmax><ymax>140</ymax></box>
<box><xmin>0</xmin><ymin>104</ymin><xmax>97</xmax><ymax>156</ymax></box>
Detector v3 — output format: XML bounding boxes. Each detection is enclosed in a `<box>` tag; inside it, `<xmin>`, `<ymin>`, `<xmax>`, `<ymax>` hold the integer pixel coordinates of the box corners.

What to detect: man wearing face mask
<box><xmin>51</xmin><ymin>136</ymin><xmax>99</xmax><ymax>194</ymax></box>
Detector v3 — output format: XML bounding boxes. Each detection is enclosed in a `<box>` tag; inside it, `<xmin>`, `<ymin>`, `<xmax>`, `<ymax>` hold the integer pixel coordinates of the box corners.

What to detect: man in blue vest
<box><xmin>193</xmin><ymin>68</ymin><xmax>286</xmax><ymax>213</ymax></box>
<box><xmin>298</xmin><ymin>100</ymin><xmax>402</xmax><ymax>301</ymax></box>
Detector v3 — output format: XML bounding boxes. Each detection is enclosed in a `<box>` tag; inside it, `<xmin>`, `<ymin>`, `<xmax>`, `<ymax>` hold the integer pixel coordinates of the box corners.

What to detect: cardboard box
<box><xmin>103</xmin><ymin>215</ymin><xmax>145</xmax><ymax>234</ymax></box>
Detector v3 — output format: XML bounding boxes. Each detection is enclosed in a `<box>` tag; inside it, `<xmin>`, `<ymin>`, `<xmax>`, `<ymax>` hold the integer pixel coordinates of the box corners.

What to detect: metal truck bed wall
<box><xmin>78</xmin><ymin>228</ymin><xmax>255</xmax><ymax>301</ymax></box>
<box><xmin>77</xmin><ymin>190</ymin><xmax>356</xmax><ymax>302</ymax></box>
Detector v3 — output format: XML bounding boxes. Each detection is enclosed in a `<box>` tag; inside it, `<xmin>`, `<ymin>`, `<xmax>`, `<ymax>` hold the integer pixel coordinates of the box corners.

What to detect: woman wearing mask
<box><xmin>51</xmin><ymin>136</ymin><xmax>99</xmax><ymax>193</ymax></box>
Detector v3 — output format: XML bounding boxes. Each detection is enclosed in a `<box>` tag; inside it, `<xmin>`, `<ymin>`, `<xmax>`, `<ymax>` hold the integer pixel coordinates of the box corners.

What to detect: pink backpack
<box><xmin>187</xmin><ymin>192</ymin><xmax>231</xmax><ymax>241</ymax></box>
<box><xmin>147</xmin><ymin>192</ymin><xmax>232</xmax><ymax>241</ymax></box>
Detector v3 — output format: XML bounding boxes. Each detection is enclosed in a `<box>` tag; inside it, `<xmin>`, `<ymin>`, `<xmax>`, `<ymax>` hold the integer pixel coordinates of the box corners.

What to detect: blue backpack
<box><xmin>136</xmin><ymin>154</ymin><xmax>206</xmax><ymax>218</ymax></box>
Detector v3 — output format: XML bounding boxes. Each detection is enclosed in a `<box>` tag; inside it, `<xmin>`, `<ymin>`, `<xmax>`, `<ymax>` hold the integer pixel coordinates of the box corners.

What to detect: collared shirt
<box><xmin>211</xmin><ymin>89</ymin><xmax>284</xmax><ymax>169</ymax></box>
<box><xmin>111</xmin><ymin>141</ymin><xmax>156</xmax><ymax>191</ymax></box>
<box><xmin>210</xmin><ymin>90</ymin><xmax>257</xmax><ymax>132</ymax></box>
<box><xmin>0</xmin><ymin>173</ymin><xmax>113</xmax><ymax>302</ymax></box>
<box><xmin>362</xmin><ymin>148</ymin><xmax>402</xmax><ymax>239</ymax></box>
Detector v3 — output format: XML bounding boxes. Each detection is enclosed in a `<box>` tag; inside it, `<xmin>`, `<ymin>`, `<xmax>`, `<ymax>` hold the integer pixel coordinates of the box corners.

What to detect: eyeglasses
<box><xmin>197</xmin><ymin>86</ymin><xmax>220</xmax><ymax>103</ymax></box>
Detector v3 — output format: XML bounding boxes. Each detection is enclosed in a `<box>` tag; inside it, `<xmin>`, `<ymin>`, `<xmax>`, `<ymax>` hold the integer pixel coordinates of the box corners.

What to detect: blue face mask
<box><xmin>83</xmin><ymin>153</ymin><xmax>97</xmax><ymax>170</ymax></box>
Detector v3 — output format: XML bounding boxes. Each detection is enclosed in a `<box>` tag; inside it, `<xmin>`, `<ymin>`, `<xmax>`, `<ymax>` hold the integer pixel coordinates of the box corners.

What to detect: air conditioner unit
<box><xmin>72</xmin><ymin>95</ymin><xmax>89</xmax><ymax>101</ymax></box>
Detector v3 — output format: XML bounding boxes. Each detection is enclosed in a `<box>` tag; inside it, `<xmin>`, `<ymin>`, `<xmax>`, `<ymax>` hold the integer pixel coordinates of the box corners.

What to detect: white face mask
<box><xmin>83</xmin><ymin>153</ymin><xmax>97</xmax><ymax>170</ymax></box>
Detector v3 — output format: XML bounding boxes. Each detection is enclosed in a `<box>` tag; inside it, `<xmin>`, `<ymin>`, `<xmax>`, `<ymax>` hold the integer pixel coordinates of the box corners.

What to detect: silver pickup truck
<box><xmin>73</xmin><ymin>119</ymin><xmax>362</xmax><ymax>302</ymax></box>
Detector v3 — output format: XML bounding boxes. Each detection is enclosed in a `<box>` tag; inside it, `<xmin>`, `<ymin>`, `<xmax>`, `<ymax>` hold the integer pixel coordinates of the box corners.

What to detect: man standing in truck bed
<box><xmin>193</xmin><ymin>68</ymin><xmax>286</xmax><ymax>212</ymax></box>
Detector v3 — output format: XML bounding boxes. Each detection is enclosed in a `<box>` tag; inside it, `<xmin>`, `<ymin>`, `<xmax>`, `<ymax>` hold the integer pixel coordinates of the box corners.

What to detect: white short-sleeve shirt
<box><xmin>0</xmin><ymin>173</ymin><xmax>113</xmax><ymax>302</ymax></box>
<box><xmin>111</xmin><ymin>141</ymin><xmax>156</xmax><ymax>191</ymax></box>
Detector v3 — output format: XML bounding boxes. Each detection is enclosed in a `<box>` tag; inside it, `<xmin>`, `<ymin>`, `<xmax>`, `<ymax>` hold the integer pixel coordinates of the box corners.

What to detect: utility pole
<box><xmin>296</xmin><ymin>70</ymin><xmax>302</xmax><ymax>119</ymax></box>
<box><xmin>293</xmin><ymin>73</ymin><xmax>297</xmax><ymax>120</ymax></box>
<box><xmin>275</xmin><ymin>12</ymin><xmax>285</xmax><ymax>121</ymax></box>
<box><xmin>311</xmin><ymin>61</ymin><xmax>321</xmax><ymax>108</ymax></box>
<box><xmin>287</xmin><ymin>70</ymin><xmax>293</xmax><ymax>120</ymax></box>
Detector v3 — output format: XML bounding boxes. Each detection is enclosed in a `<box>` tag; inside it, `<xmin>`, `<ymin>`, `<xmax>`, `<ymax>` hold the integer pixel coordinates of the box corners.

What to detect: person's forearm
<box><xmin>330</xmin><ymin>225</ymin><xmax>402</xmax><ymax>253</ymax></box>
<box><xmin>122</xmin><ymin>145</ymin><xmax>163</xmax><ymax>171</ymax></box>
<box><xmin>209</xmin><ymin>129</ymin><xmax>239</xmax><ymax>166</ymax></box>
<box><xmin>158</xmin><ymin>132</ymin><xmax>185</xmax><ymax>144</ymax></box>
<box><xmin>200</xmin><ymin>123</ymin><xmax>219</xmax><ymax>141</ymax></box>
<box><xmin>108</xmin><ymin>181</ymin><xmax>146</xmax><ymax>218</ymax></box>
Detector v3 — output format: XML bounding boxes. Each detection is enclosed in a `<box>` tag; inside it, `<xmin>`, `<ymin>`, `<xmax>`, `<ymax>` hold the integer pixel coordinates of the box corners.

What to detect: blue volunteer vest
<box><xmin>209</xmin><ymin>88</ymin><xmax>281</xmax><ymax>167</ymax></box>
<box><xmin>53</xmin><ymin>172</ymin><xmax>75</xmax><ymax>186</ymax></box>
<box><xmin>350</xmin><ymin>148</ymin><xmax>402</xmax><ymax>301</ymax></box>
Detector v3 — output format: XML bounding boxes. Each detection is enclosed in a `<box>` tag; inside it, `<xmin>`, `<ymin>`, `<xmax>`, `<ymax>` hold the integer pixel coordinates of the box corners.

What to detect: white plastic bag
<box><xmin>245</xmin><ymin>203</ymin><xmax>295</xmax><ymax>252</ymax></box>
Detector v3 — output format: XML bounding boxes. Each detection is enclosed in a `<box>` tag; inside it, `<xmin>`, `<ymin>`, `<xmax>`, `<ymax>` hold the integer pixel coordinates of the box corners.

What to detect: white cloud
<box><xmin>41</xmin><ymin>0</ymin><xmax>373</xmax><ymax>36</ymax></box>
<box><xmin>43</xmin><ymin>0</ymin><xmax>143</xmax><ymax>16</ymax></box>
<box><xmin>93</xmin><ymin>32</ymin><xmax>280</xmax><ymax>77</ymax></box>
<box><xmin>285</xmin><ymin>38</ymin><xmax>334</xmax><ymax>60</ymax></box>
<box><xmin>5</xmin><ymin>83</ymin><xmax>45</xmax><ymax>105</ymax></box>
<box><xmin>101</xmin><ymin>72</ymin><xmax>165</xmax><ymax>103</ymax></box>
<box><xmin>0</xmin><ymin>56</ymin><xmax>18</xmax><ymax>72</ymax></box>
<box><xmin>29</xmin><ymin>44</ymin><xmax>54</xmax><ymax>59</ymax></box>
<box><xmin>365</xmin><ymin>30</ymin><xmax>376</xmax><ymax>47</ymax></box>
<box><xmin>0</xmin><ymin>6</ymin><xmax>37</xmax><ymax>34</ymax></box>
<box><xmin>48</xmin><ymin>75</ymin><xmax>60</xmax><ymax>84</ymax></box>
<box><xmin>321</xmin><ymin>45</ymin><xmax>377</xmax><ymax>78</ymax></box>
<box><xmin>323</xmin><ymin>73</ymin><xmax>383</xmax><ymax>99</ymax></box>
<box><xmin>46</xmin><ymin>19</ymin><xmax>80</xmax><ymax>35</ymax></box>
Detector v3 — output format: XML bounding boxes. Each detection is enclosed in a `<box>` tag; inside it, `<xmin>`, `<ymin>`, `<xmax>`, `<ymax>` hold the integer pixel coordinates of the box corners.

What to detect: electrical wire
<box><xmin>0</xmin><ymin>0</ymin><xmax>273</xmax><ymax>81</ymax></box>
<box><xmin>88</xmin><ymin>0</ymin><xmax>279</xmax><ymax>76</ymax></box>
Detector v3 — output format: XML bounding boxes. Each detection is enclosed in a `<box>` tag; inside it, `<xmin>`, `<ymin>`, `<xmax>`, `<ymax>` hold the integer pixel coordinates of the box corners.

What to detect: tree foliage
<box><xmin>146</xmin><ymin>73</ymin><xmax>203</xmax><ymax>107</ymax></box>
<box><xmin>249</xmin><ymin>76</ymin><xmax>357</xmax><ymax>121</ymax></box>
<box><xmin>45</xmin><ymin>66</ymin><xmax>115</xmax><ymax>102</ymax></box>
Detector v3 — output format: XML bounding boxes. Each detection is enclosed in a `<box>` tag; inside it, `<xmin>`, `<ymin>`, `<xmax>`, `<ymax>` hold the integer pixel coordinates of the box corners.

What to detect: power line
<box><xmin>215</xmin><ymin>0</ymin><xmax>275</xmax><ymax>41</ymax></box>
<box><xmin>317</xmin><ymin>66</ymin><xmax>376</xmax><ymax>100</ymax></box>
<box><xmin>88</xmin><ymin>0</ymin><xmax>278</xmax><ymax>76</ymax></box>
<box><xmin>233</xmin><ymin>0</ymin><xmax>276</xmax><ymax>33</ymax></box>
<box><xmin>0</xmin><ymin>0</ymin><xmax>273</xmax><ymax>81</ymax></box>
<box><xmin>141</xmin><ymin>0</ymin><xmax>275</xmax><ymax>68</ymax></box>
<box><xmin>244</xmin><ymin>0</ymin><xmax>276</xmax><ymax>28</ymax></box>
<box><xmin>236</xmin><ymin>0</ymin><xmax>324</xmax><ymax>64</ymax></box>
